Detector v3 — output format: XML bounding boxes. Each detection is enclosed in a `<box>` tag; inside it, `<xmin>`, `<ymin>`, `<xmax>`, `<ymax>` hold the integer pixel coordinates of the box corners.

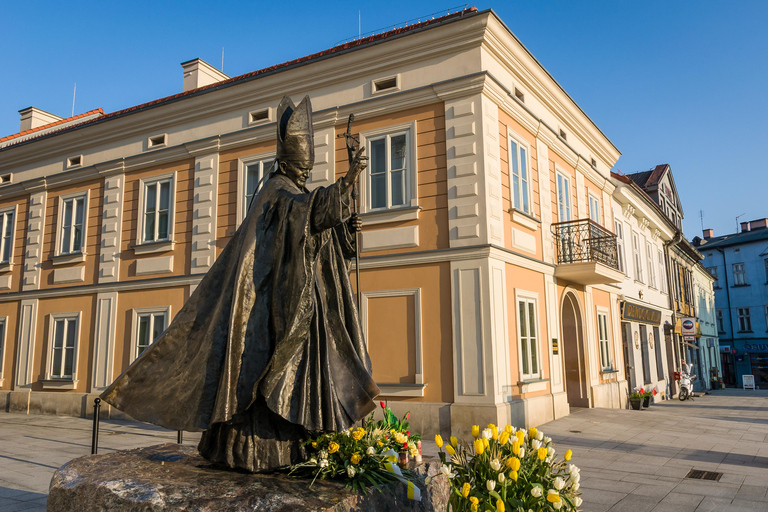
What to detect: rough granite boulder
<box><xmin>48</xmin><ymin>444</ymin><xmax>450</xmax><ymax>511</ymax></box>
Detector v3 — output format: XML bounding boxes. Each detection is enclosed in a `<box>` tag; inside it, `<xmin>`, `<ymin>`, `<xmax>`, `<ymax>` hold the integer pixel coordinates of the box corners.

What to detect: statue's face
<box><xmin>280</xmin><ymin>159</ymin><xmax>312</xmax><ymax>188</ymax></box>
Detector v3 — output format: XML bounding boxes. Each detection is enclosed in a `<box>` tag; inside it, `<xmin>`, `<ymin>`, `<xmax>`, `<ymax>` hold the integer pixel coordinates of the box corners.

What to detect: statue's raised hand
<box><xmin>341</xmin><ymin>146</ymin><xmax>367</xmax><ymax>193</ymax></box>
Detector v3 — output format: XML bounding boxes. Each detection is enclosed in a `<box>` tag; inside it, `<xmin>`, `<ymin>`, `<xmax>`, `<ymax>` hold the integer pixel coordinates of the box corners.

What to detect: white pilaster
<box><xmin>15</xmin><ymin>298</ymin><xmax>38</xmax><ymax>388</ymax></box>
<box><xmin>91</xmin><ymin>292</ymin><xmax>118</xmax><ymax>391</ymax></box>
<box><xmin>482</xmin><ymin>96</ymin><xmax>503</xmax><ymax>247</ymax></box>
<box><xmin>22</xmin><ymin>192</ymin><xmax>46</xmax><ymax>290</ymax></box>
<box><xmin>190</xmin><ymin>154</ymin><xmax>219</xmax><ymax>274</ymax></box>
<box><xmin>99</xmin><ymin>174</ymin><xmax>125</xmax><ymax>283</ymax></box>
<box><xmin>536</xmin><ymin>138</ymin><xmax>555</xmax><ymax>264</ymax></box>
<box><xmin>307</xmin><ymin>126</ymin><xmax>335</xmax><ymax>190</ymax></box>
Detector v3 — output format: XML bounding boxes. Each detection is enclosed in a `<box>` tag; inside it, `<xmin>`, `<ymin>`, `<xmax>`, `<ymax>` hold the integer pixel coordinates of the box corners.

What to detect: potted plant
<box><xmin>641</xmin><ymin>390</ymin><xmax>652</xmax><ymax>408</ymax></box>
<box><xmin>629</xmin><ymin>392</ymin><xmax>643</xmax><ymax>410</ymax></box>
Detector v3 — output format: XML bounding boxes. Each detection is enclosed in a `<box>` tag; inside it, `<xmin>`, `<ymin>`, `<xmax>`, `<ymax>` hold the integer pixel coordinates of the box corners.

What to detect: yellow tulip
<box><xmin>435</xmin><ymin>434</ymin><xmax>444</xmax><ymax>448</ymax></box>
<box><xmin>537</xmin><ymin>447</ymin><xmax>547</xmax><ymax>461</ymax></box>
<box><xmin>504</xmin><ymin>424</ymin><xmax>513</xmax><ymax>433</ymax></box>
<box><xmin>470</xmin><ymin>504</ymin><xmax>478</xmax><ymax>512</ymax></box>
<box><xmin>506</xmin><ymin>456</ymin><xmax>520</xmax><ymax>471</ymax></box>
<box><xmin>446</xmin><ymin>445</ymin><xmax>456</xmax><ymax>456</ymax></box>
<box><xmin>469</xmin><ymin>497</ymin><xmax>479</xmax><ymax>505</ymax></box>
<box><xmin>496</xmin><ymin>499</ymin><xmax>505</xmax><ymax>512</ymax></box>
<box><xmin>515</xmin><ymin>430</ymin><xmax>525</xmax><ymax>443</ymax></box>
<box><xmin>328</xmin><ymin>441</ymin><xmax>339</xmax><ymax>454</ymax></box>
<box><xmin>474</xmin><ymin>438</ymin><xmax>485</xmax><ymax>455</ymax></box>
<box><xmin>483</xmin><ymin>438</ymin><xmax>490</xmax><ymax>450</ymax></box>
<box><xmin>529</xmin><ymin>427</ymin><xmax>538</xmax><ymax>439</ymax></box>
<box><xmin>512</xmin><ymin>440</ymin><xmax>520</xmax><ymax>455</ymax></box>
<box><xmin>450</xmin><ymin>436</ymin><xmax>458</xmax><ymax>447</ymax></box>
<box><xmin>499</xmin><ymin>431</ymin><xmax>510</xmax><ymax>445</ymax></box>
<box><xmin>350</xmin><ymin>453</ymin><xmax>361</xmax><ymax>464</ymax></box>
<box><xmin>547</xmin><ymin>494</ymin><xmax>561</xmax><ymax>504</ymax></box>
<box><xmin>508</xmin><ymin>470</ymin><xmax>518</xmax><ymax>481</ymax></box>
<box><xmin>461</xmin><ymin>482</ymin><xmax>470</xmax><ymax>497</ymax></box>
<box><xmin>472</xmin><ymin>425</ymin><xmax>480</xmax><ymax>438</ymax></box>
<box><xmin>491</xmin><ymin>425</ymin><xmax>499</xmax><ymax>441</ymax></box>
<box><xmin>564</xmin><ymin>449</ymin><xmax>573</xmax><ymax>461</ymax></box>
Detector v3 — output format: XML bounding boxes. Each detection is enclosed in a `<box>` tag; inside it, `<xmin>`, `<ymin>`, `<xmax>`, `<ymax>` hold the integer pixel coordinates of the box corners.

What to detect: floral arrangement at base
<box><xmin>289</xmin><ymin>401</ymin><xmax>422</xmax><ymax>497</ymax></box>
<box><xmin>433</xmin><ymin>424</ymin><xmax>582</xmax><ymax>511</ymax></box>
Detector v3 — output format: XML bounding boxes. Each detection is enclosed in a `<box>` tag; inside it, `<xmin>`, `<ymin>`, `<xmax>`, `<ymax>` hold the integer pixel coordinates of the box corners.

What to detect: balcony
<box><xmin>553</xmin><ymin>219</ymin><xmax>624</xmax><ymax>285</ymax></box>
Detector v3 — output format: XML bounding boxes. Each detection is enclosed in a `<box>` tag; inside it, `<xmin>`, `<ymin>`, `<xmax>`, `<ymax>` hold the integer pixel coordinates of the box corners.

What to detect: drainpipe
<box><xmin>716</xmin><ymin>247</ymin><xmax>732</xmax><ymax>352</ymax></box>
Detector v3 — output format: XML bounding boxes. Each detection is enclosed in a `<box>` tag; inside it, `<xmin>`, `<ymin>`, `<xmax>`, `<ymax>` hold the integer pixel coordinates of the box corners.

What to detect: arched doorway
<box><xmin>562</xmin><ymin>292</ymin><xmax>589</xmax><ymax>408</ymax></box>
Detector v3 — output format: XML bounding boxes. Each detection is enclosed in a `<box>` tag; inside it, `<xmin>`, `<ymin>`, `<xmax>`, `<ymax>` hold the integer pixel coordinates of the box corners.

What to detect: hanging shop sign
<box><xmin>621</xmin><ymin>302</ymin><xmax>662</xmax><ymax>325</ymax></box>
<box><xmin>681</xmin><ymin>318</ymin><xmax>697</xmax><ymax>336</ymax></box>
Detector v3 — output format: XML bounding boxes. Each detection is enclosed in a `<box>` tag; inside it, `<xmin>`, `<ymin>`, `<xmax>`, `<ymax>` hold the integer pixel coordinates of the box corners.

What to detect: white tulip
<box><xmin>572</xmin><ymin>482</ymin><xmax>580</xmax><ymax>491</ymax></box>
<box><xmin>440</xmin><ymin>464</ymin><xmax>456</xmax><ymax>478</ymax></box>
<box><xmin>490</xmin><ymin>458</ymin><xmax>502</xmax><ymax>471</ymax></box>
<box><xmin>531</xmin><ymin>486</ymin><xmax>542</xmax><ymax>497</ymax></box>
<box><xmin>544</xmin><ymin>436</ymin><xmax>552</xmax><ymax>444</ymax></box>
<box><xmin>487</xmin><ymin>480</ymin><xmax>496</xmax><ymax>491</ymax></box>
<box><xmin>498</xmin><ymin>472</ymin><xmax>506</xmax><ymax>483</ymax></box>
<box><xmin>569</xmin><ymin>464</ymin><xmax>580</xmax><ymax>475</ymax></box>
<box><xmin>347</xmin><ymin>465</ymin><xmax>356</xmax><ymax>477</ymax></box>
<box><xmin>309</xmin><ymin>457</ymin><xmax>317</xmax><ymax>464</ymax></box>
<box><xmin>574</xmin><ymin>496</ymin><xmax>583</xmax><ymax>507</ymax></box>
<box><xmin>531</xmin><ymin>439</ymin><xmax>541</xmax><ymax>450</ymax></box>
<box><xmin>366</xmin><ymin>446</ymin><xmax>376</xmax><ymax>455</ymax></box>
<box><xmin>482</xmin><ymin>428</ymin><xmax>493</xmax><ymax>440</ymax></box>
<box><xmin>519</xmin><ymin>447</ymin><xmax>525</xmax><ymax>458</ymax></box>
<box><xmin>547</xmin><ymin>447</ymin><xmax>555</xmax><ymax>458</ymax></box>
<box><xmin>536</xmin><ymin>431</ymin><xmax>544</xmax><ymax>441</ymax></box>
<box><xmin>319</xmin><ymin>459</ymin><xmax>329</xmax><ymax>468</ymax></box>
<box><xmin>553</xmin><ymin>501</ymin><xmax>562</xmax><ymax>510</ymax></box>
<box><xmin>319</xmin><ymin>449</ymin><xmax>328</xmax><ymax>459</ymax></box>
<box><xmin>553</xmin><ymin>477</ymin><xmax>565</xmax><ymax>490</ymax></box>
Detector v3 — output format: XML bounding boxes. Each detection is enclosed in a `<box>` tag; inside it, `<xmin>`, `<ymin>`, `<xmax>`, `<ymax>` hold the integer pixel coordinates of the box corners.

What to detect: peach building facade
<box><xmin>0</xmin><ymin>8</ymin><xmax>628</xmax><ymax>434</ymax></box>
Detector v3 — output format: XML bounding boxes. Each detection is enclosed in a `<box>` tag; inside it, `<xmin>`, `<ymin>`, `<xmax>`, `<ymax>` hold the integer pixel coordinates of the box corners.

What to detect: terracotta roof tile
<box><xmin>0</xmin><ymin>108</ymin><xmax>104</xmax><ymax>144</ymax></box>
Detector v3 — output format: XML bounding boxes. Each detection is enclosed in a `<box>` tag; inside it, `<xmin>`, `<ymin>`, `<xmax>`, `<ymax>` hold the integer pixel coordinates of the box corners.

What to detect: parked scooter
<box><xmin>678</xmin><ymin>363</ymin><xmax>697</xmax><ymax>401</ymax></box>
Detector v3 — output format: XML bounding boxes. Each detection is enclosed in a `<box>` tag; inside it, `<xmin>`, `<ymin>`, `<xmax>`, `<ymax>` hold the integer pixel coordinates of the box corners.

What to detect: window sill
<box><xmin>517</xmin><ymin>378</ymin><xmax>550</xmax><ymax>393</ymax></box>
<box><xmin>737</xmin><ymin>331</ymin><xmax>754</xmax><ymax>334</ymax></box>
<box><xmin>40</xmin><ymin>378</ymin><xmax>78</xmax><ymax>390</ymax></box>
<box><xmin>51</xmin><ymin>252</ymin><xmax>86</xmax><ymax>266</ymax></box>
<box><xmin>508</xmin><ymin>208</ymin><xmax>540</xmax><ymax>230</ymax></box>
<box><xmin>0</xmin><ymin>262</ymin><xmax>12</xmax><ymax>273</ymax></box>
<box><xmin>132</xmin><ymin>240</ymin><xmax>175</xmax><ymax>255</ymax></box>
<box><xmin>375</xmin><ymin>382</ymin><xmax>427</xmax><ymax>397</ymax></box>
<box><xmin>732</xmin><ymin>284</ymin><xmax>750</xmax><ymax>288</ymax></box>
<box><xmin>601</xmin><ymin>368</ymin><xmax>620</xmax><ymax>375</ymax></box>
<box><xmin>360</xmin><ymin>206</ymin><xmax>421</xmax><ymax>226</ymax></box>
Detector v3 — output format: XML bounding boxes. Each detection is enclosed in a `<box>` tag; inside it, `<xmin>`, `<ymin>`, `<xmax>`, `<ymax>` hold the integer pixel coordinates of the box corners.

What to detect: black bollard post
<box><xmin>91</xmin><ymin>397</ymin><xmax>101</xmax><ymax>455</ymax></box>
<box><xmin>177</xmin><ymin>430</ymin><xmax>183</xmax><ymax>444</ymax></box>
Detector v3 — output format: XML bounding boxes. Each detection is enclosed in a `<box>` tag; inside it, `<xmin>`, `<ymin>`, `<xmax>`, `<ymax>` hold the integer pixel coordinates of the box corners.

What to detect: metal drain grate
<box><xmin>685</xmin><ymin>469</ymin><xmax>723</xmax><ymax>481</ymax></box>
<box><xmin>569</xmin><ymin>430</ymin><xmax>582</xmax><ymax>434</ymax></box>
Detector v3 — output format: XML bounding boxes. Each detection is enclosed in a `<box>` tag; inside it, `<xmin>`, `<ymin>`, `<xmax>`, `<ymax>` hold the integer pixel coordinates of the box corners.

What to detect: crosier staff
<box><xmin>338</xmin><ymin>114</ymin><xmax>363</xmax><ymax>317</ymax></box>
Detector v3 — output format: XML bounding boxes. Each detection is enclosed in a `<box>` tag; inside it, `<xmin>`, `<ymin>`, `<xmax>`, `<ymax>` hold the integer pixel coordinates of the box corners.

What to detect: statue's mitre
<box><xmin>276</xmin><ymin>95</ymin><xmax>314</xmax><ymax>164</ymax></box>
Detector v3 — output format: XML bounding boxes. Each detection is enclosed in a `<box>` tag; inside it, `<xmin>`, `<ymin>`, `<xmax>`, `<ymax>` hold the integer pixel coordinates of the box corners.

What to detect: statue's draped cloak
<box><xmin>101</xmin><ymin>174</ymin><xmax>380</xmax><ymax>433</ymax></box>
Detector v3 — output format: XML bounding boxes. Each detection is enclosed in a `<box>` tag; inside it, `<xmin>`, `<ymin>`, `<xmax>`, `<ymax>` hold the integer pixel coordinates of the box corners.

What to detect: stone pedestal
<box><xmin>48</xmin><ymin>444</ymin><xmax>449</xmax><ymax>511</ymax></box>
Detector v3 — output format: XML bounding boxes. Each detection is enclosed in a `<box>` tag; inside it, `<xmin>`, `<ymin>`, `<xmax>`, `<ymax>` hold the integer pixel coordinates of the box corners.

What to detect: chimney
<box><xmin>740</xmin><ymin>221</ymin><xmax>750</xmax><ymax>232</ymax></box>
<box><xmin>702</xmin><ymin>228</ymin><xmax>713</xmax><ymax>239</ymax></box>
<box><xmin>181</xmin><ymin>58</ymin><xmax>229</xmax><ymax>93</ymax></box>
<box><xmin>19</xmin><ymin>107</ymin><xmax>62</xmax><ymax>132</ymax></box>
<box><xmin>750</xmin><ymin>218</ymin><xmax>768</xmax><ymax>230</ymax></box>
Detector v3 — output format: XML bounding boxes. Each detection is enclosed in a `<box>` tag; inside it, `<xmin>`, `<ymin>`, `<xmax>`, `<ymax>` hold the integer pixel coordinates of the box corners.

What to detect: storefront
<box><xmin>620</xmin><ymin>301</ymin><xmax>671</xmax><ymax>398</ymax></box>
<box><xmin>719</xmin><ymin>341</ymin><xmax>768</xmax><ymax>388</ymax></box>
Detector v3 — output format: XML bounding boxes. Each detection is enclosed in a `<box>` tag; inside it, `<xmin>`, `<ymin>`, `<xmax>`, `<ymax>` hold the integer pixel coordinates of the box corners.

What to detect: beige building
<box><xmin>0</xmin><ymin>8</ymin><xmax>629</xmax><ymax>433</ymax></box>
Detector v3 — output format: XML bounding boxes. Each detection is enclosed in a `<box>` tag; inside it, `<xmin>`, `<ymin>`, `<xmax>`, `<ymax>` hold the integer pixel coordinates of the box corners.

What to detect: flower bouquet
<box><xmin>434</xmin><ymin>424</ymin><xmax>582</xmax><ymax>511</ymax></box>
<box><xmin>289</xmin><ymin>401</ymin><xmax>421</xmax><ymax>495</ymax></box>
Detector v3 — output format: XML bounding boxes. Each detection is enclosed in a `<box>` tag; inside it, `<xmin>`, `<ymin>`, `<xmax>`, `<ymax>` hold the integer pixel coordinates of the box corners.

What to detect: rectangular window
<box><xmin>368</xmin><ymin>131</ymin><xmax>409</xmax><ymax>210</ymax></box>
<box><xmin>615</xmin><ymin>220</ymin><xmax>625</xmax><ymax>273</ymax></box>
<box><xmin>0</xmin><ymin>318</ymin><xmax>5</xmax><ymax>379</ymax></box>
<box><xmin>509</xmin><ymin>136</ymin><xmax>530</xmax><ymax>213</ymax></box>
<box><xmin>518</xmin><ymin>297</ymin><xmax>539</xmax><ymax>378</ymax></box>
<box><xmin>765</xmin><ymin>306</ymin><xmax>768</xmax><ymax>332</ymax></box>
<box><xmin>597</xmin><ymin>311</ymin><xmax>611</xmax><ymax>370</ymax></box>
<box><xmin>632</xmin><ymin>232</ymin><xmax>643</xmax><ymax>282</ymax></box>
<box><xmin>733</xmin><ymin>263</ymin><xmax>747</xmax><ymax>285</ymax></box>
<box><xmin>646</xmin><ymin>242</ymin><xmax>656</xmax><ymax>288</ymax></box>
<box><xmin>764</xmin><ymin>259</ymin><xmax>768</xmax><ymax>283</ymax></box>
<box><xmin>59</xmin><ymin>195</ymin><xmax>86</xmax><ymax>254</ymax></box>
<box><xmin>738</xmin><ymin>308</ymin><xmax>752</xmax><ymax>332</ymax></box>
<box><xmin>50</xmin><ymin>315</ymin><xmax>79</xmax><ymax>379</ymax></box>
<box><xmin>589</xmin><ymin>195</ymin><xmax>600</xmax><ymax>224</ymax></box>
<box><xmin>135</xmin><ymin>311</ymin><xmax>168</xmax><ymax>360</ymax></box>
<box><xmin>243</xmin><ymin>158</ymin><xmax>274</xmax><ymax>219</ymax></box>
<box><xmin>556</xmin><ymin>173</ymin><xmax>571</xmax><ymax>222</ymax></box>
<box><xmin>653</xmin><ymin>326</ymin><xmax>664</xmax><ymax>379</ymax></box>
<box><xmin>0</xmin><ymin>209</ymin><xmax>13</xmax><ymax>263</ymax></box>
<box><xmin>658</xmin><ymin>250</ymin><xmax>667</xmax><ymax>293</ymax></box>
<box><xmin>707</xmin><ymin>266</ymin><xmax>719</xmax><ymax>288</ymax></box>
<box><xmin>142</xmin><ymin>177</ymin><xmax>173</xmax><ymax>242</ymax></box>
<box><xmin>717</xmin><ymin>309</ymin><xmax>725</xmax><ymax>332</ymax></box>
<box><xmin>639</xmin><ymin>324</ymin><xmax>651</xmax><ymax>384</ymax></box>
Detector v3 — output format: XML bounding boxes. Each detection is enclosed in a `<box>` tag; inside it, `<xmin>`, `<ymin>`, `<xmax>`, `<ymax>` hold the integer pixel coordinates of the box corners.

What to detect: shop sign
<box><xmin>720</xmin><ymin>345</ymin><xmax>731</xmax><ymax>353</ymax></box>
<box><xmin>621</xmin><ymin>302</ymin><xmax>661</xmax><ymax>325</ymax></box>
<box><xmin>744</xmin><ymin>343</ymin><xmax>768</xmax><ymax>352</ymax></box>
<box><xmin>681</xmin><ymin>318</ymin><xmax>697</xmax><ymax>336</ymax></box>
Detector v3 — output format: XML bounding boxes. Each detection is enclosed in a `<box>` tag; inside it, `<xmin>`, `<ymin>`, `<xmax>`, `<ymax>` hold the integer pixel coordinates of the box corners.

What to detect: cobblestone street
<box><xmin>2</xmin><ymin>389</ymin><xmax>768</xmax><ymax>511</ymax></box>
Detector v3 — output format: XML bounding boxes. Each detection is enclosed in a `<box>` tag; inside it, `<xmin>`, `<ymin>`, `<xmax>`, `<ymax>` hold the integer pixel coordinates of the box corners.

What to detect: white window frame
<box><xmin>632</xmin><ymin>231</ymin><xmax>643</xmax><ymax>283</ymax></box>
<box><xmin>54</xmin><ymin>191</ymin><xmax>89</xmax><ymax>256</ymax></box>
<box><xmin>596</xmin><ymin>308</ymin><xmax>612</xmax><ymax>370</ymax></box>
<box><xmin>614</xmin><ymin>219</ymin><xmax>626</xmax><ymax>273</ymax></box>
<box><xmin>137</xmin><ymin>172</ymin><xmax>176</xmax><ymax>245</ymax></box>
<box><xmin>738</xmin><ymin>307</ymin><xmax>752</xmax><ymax>332</ymax></box>
<box><xmin>658</xmin><ymin>249</ymin><xmax>668</xmax><ymax>293</ymax></box>
<box><xmin>733</xmin><ymin>263</ymin><xmax>747</xmax><ymax>285</ymax></box>
<box><xmin>646</xmin><ymin>241</ymin><xmax>656</xmax><ymax>289</ymax></box>
<box><xmin>45</xmin><ymin>312</ymin><xmax>81</xmax><ymax>382</ymax></box>
<box><xmin>237</xmin><ymin>153</ymin><xmax>275</xmax><ymax>226</ymax></box>
<box><xmin>717</xmin><ymin>309</ymin><xmax>725</xmax><ymax>332</ymax></box>
<box><xmin>556</xmin><ymin>171</ymin><xmax>572</xmax><ymax>222</ymax></box>
<box><xmin>0</xmin><ymin>205</ymin><xmax>16</xmax><ymax>265</ymax></box>
<box><xmin>0</xmin><ymin>316</ymin><xmax>7</xmax><ymax>383</ymax></box>
<box><xmin>707</xmin><ymin>266</ymin><xmax>718</xmax><ymax>288</ymax></box>
<box><xmin>588</xmin><ymin>194</ymin><xmax>600</xmax><ymax>224</ymax></box>
<box><xmin>508</xmin><ymin>130</ymin><xmax>532</xmax><ymax>214</ymax></box>
<box><xmin>130</xmin><ymin>306</ymin><xmax>171</xmax><ymax>362</ymax></box>
<box><xmin>515</xmin><ymin>291</ymin><xmax>541</xmax><ymax>380</ymax></box>
<box><xmin>359</xmin><ymin>122</ymin><xmax>418</xmax><ymax>214</ymax></box>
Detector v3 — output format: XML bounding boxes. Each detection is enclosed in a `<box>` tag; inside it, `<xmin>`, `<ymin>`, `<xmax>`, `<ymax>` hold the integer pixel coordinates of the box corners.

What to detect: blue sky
<box><xmin>2</xmin><ymin>1</ymin><xmax>765</xmax><ymax>238</ymax></box>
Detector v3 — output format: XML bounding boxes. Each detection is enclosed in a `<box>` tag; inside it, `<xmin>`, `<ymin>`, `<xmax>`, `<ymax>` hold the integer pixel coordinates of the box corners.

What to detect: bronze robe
<box><xmin>101</xmin><ymin>173</ymin><xmax>379</xmax><ymax>467</ymax></box>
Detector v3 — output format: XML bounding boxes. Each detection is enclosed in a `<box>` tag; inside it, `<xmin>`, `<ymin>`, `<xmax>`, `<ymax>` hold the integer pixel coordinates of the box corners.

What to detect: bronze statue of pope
<box><xmin>101</xmin><ymin>96</ymin><xmax>380</xmax><ymax>472</ymax></box>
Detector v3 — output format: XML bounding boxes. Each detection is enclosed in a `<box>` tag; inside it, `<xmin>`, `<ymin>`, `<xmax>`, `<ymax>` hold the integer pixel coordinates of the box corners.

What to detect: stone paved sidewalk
<box><xmin>2</xmin><ymin>389</ymin><xmax>768</xmax><ymax>511</ymax></box>
<box><xmin>540</xmin><ymin>389</ymin><xmax>768</xmax><ymax>511</ymax></box>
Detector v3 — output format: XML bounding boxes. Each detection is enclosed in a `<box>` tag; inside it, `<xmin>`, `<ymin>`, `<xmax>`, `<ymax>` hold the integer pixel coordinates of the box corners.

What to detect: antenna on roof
<box><xmin>221</xmin><ymin>47</ymin><xmax>225</xmax><ymax>72</ymax></box>
<box><xmin>358</xmin><ymin>10</ymin><xmax>361</xmax><ymax>39</ymax></box>
<box><xmin>736</xmin><ymin>213</ymin><xmax>745</xmax><ymax>232</ymax></box>
<box><xmin>699</xmin><ymin>210</ymin><xmax>704</xmax><ymax>231</ymax></box>
<box><xmin>71</xmin><ymin>83</ymin><xmax>77</xmax><ymax>117</ymax></box>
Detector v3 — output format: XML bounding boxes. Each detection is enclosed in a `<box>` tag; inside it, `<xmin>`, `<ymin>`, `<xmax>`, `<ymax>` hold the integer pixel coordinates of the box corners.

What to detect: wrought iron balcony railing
<box><xmin>552</xmin><ymin>219</ymin><xmax>619</xmax><ymax>270</ymax></box>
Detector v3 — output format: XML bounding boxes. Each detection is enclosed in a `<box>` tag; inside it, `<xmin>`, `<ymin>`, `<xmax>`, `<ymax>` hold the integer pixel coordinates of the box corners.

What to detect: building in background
<box><xmin>610</xmin><ymin>172</ymin><xmax>676</xmax><ymax>400</ymax></box>
<box><xmin>691</xmin><ymin>262</ymin><xmax>720</xmax><ymax>390</ymax></box>
<box><xmin>694</xmin><ymin>219</ymin><xmax>768</xmax><ymax>388</ymax></box>
<box><xmin>0</xmin><ymin>8</ymin><xmax>629</xmax><ymax>433</ymax></box>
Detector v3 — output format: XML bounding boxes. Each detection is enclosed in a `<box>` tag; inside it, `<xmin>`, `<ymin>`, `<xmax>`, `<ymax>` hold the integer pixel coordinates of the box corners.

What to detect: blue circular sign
<box><xmin>682</xmin><ymin>320</ymin><xmax>694</xmax><ymax>330</ymax></box>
